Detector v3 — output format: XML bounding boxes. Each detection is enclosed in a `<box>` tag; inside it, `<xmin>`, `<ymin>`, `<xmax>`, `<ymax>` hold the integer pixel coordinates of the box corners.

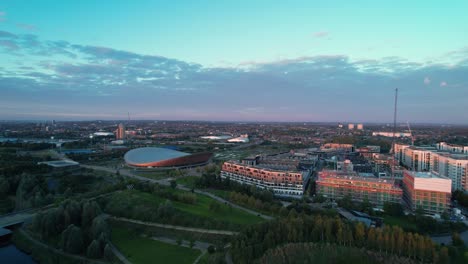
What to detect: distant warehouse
<box><xmin>124</xmin><ymin>147</ymin><xmax>212</xmax><ymax>169</ymax></box>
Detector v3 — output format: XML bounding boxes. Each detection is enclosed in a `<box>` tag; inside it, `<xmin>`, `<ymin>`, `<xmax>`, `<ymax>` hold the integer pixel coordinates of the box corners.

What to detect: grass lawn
<box><xmin>384</xmin><ymin>216</ymin><xmax>418</xmax><ymax>231</ymax></box>
<box><xmin>173</xmin><ymin>193</ymin><xmax>263</xmax><ymax>225</ymax></box>
<box><xmin>176</xmin><ymin>176</ymin><xmax>198</xmax><ymax>188</ymax></box>
<box><xmin>106</xmin><ymin>189</ymin><xmax>263</xmax><ymax>226</ymax></box>
<box><xmin>205</xmin><ymin>189</ymin><xmax>231</xmax><ymax>199</ymax></box>
<box><xmin>112</xmin><ymin>225</ymin><xmax>200</xmax><ymax>264</ymax></box>
<box><xmin>136</xmin><ymin>171</ymin><xmax>169</xmax><ymax>180</ymax></box>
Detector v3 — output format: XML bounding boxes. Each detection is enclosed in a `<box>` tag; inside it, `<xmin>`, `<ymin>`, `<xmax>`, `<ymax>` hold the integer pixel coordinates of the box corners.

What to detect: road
<box><xmin>431</xmin><ymin>229</ymin><xmax>468</xmax><ymax>245</ymax></box>
<box><xmin>83</xmin><ymin>165</ymin><xmax>274</xmax><ymax>220</ymax></box>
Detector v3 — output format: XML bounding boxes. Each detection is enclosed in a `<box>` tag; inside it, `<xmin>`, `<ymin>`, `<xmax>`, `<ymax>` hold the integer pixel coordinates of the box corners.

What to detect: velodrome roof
<box><xmin>124</xmin><ymin>147</ymin><xmax>190</xmax><ymax>165</ymax></box>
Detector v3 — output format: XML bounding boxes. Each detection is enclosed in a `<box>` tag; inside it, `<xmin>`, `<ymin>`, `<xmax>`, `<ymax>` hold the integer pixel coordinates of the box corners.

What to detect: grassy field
<box><xmin>205</xmin><ymin>189</ymin><xmax>231</xmax><ymax>199</ymax></box>
<box><xmin>176</xmin><ymin>176</ymin><xmax>198</xmax><ymax>188</ymax></box>
<box><xmin>172</xmin><ymin>193</ymin><xmax>263</xmax><ymax>225</ymax></box>
<box><xmin>135</xmin><ymin>171</ymin><xmax>169</xmax><ymax>180</ymax></box>
<box><xmin>104</xmin><ymin>189</ymin><xmax>263</xmax><ymax>226</ymax></box>
<box><xmin>112</xmin><ymin>225</ymin><xmax>200</xmax><ymax>264</ymax></box>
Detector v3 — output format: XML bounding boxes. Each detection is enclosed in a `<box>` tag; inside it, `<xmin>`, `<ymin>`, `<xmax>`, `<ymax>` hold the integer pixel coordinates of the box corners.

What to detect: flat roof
<box><xmin>405</xmin><ymin>171</ymin><xmax>449</xmax><ymax>179</ymax></box>
<box><xmin>38</xmin><ymin>160</ymin><xmax>80</xmax><ymax>167</ymax></box>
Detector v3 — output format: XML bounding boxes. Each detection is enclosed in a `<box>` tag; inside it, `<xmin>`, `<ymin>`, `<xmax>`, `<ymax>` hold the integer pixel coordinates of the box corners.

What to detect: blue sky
<box><xmin>1</xmin><ymin>1</ymin><xmax>467</xmax><ymax>123</ymax></box>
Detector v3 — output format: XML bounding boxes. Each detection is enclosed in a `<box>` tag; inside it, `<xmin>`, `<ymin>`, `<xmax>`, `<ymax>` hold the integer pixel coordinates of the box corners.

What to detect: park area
<box><xmin>99</xmin><ymin>188</ymin><xmax>263</xmax><ymax>230</ymax></box>
<box><xmin>112</xmin><ymin>225</ymin><xmax>201</xmax><ymax>264</ymax></box>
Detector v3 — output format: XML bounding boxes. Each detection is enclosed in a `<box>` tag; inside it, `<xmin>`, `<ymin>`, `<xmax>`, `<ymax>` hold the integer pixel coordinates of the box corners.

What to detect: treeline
<box><xmin>231</xmin><ymin>215</ymin><xmax>451</xmax><ymax>263</ymax></box>
<box><xmin>229</xmin><ymin>192</ymin><xmax>281</xmax><ymax>215</ymax></box>
<box><xmin>453</xmin><ymin>190</ymin><xmax>468</xmax><ymax>208</ymax></box>
<box><xmin>259</xmin><ymin>242</ymin><xmax>417</xmax><ymax>264</ymax></box>
<box><xmin>0</xmin><ymin>141</ymin><xmax>56</xmax><ymax>151</ymax></box>
<box><xmin>31</xmin><ymin>199</ymin><xmax>113</xmax><ymax>260</ymax></box>
<box><xmin>338</xmin><ymin>196</ymin><xmax>466</xmax><ymax>235</ymax></box>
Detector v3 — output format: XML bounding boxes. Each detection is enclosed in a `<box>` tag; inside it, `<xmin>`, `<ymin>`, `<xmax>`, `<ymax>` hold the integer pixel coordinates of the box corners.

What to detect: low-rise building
<box><xmin>316</xmin><ymin>170</ymin><xmax>403</xmax><ymax>206</ymax></box>
<box><xmin>220</xmin><ymin>161</ymin><xmax>311</xmax><ymax>197</ymax></box>
<box><xmin>402</xmin><ymin>171</ymin><xmax>451</xmax><ymax>214</ymax></box>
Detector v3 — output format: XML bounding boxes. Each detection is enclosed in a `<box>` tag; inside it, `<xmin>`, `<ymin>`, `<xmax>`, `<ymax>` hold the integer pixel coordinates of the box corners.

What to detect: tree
<box><xmin>170</xmin><ymin>180</ymin><xmax>177</xmax><ymax>189</ymax></box>
<box><xmin>0</xmin><ymin>176</ymin><xmax>10</xmax><ymax>198</ymax></box>
<box><xmin>207</xmin><ymin>245</ymin><xmax>216</xmax><ymax>254</ymax></box>
<box><xmin>81</xmin><ymin>201</ymin><xmax>101</xmax><ymax>228</ymax></box>
<box><xmin>452</xmin><ymin>232</ymin><xmax>465</xmax><ymax>247</ymax></box>
<box><xmin>91</xmin><ymin>216</ymin><xmax>109</xmax><ymax>240</ymax></box>
<box><xmin>189</xmin><ymin>239</ymin><xmax>195</xmax><ymax>248</ymax></box>
<box><xmin>437</xmin><ymin>247</ymin><xmax>450</xmax><ymax>264</ymax></box>
<box><xmin>61</xmin><ymin>224</ymin><xmax>84</xmax><ymax>254</ymax></box>
<box><xmin>354</xmin><ymin>222</ymin><xmax>365</xmax><ymax>247</ymax></box>
<box><xmin>86</xmin><ymin>240</ymin><xmax>102</xmax><ymax>258</ymax></box>
<box><xmin>103</xmin><ymin>243</ymin><xmax>114</xmax><ymax>261</ymax></box>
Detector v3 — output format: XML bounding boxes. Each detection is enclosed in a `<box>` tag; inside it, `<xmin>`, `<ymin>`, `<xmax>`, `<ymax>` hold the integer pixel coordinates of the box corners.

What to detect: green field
<box><xmin>136</xmin><ymin>171</ymin><xmax>169</xmax><ymax>180</ymax></box>
<box><xmin>172</xmin><ymin>193</ymin><xmax>263</xmax><ymax>225</ymax></box>
<box><xmin>112</xmin><ymin>225</ymin><xmax>200</xmax><ymax>264</ymax></box>
<box><xmin>176</xmin><ymin>176</ymin><xmax>198</xmax><ymax>188</ymax></box>
<box><xmin>104</xmin><ymin>189</ymin><xmax>263</xmax><ymax>226</ymax></box>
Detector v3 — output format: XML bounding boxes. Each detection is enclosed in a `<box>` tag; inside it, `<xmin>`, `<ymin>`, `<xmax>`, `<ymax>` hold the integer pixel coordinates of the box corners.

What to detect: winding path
<box><xmin>109</xmin><ymin>216</ymin><xmax>239</xmax><ymax>236</ymax></box>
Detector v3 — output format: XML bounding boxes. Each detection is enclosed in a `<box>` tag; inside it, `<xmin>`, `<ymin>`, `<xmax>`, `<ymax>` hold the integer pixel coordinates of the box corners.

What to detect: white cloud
<box><xmin>423</xmin><ymin>77</ymin><xmax>431</xmax><ymax>85</ymax></box>
<box><xmin>313</xmin><ymin>31</ymin><xmax>329</xmax><ymax>38</ymax></box>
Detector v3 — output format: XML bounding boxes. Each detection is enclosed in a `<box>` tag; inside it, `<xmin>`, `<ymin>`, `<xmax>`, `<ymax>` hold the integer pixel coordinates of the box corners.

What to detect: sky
<box><xmin>0</xmin><ymin>0</ymin><xmax>467</xmax><ymax>123</ymax></box>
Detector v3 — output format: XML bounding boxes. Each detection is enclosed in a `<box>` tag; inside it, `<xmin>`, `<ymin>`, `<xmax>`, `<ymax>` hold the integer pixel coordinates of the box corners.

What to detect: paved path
<box><xmin>108</xmin><ymin>242</ymin><xmax>132</xmax><ymax>264</ymax></box>
<box><xmin>110</xmin><ymin>216</ymin><xmax>239</xmax><ymax>236</ymax></box>
<box><xmin>84</xmin><ymin>165</ymin><xmax>273</xmax><ymax>220</ymax></box>
<box><xmin>431</xmin><ymin>229</ymin><xmax>468</xmax><ymax>245</ymax></box>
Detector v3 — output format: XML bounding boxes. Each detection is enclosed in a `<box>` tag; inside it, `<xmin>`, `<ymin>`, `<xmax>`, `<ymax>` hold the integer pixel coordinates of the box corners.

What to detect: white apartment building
<box><xmin>436</xmin><ymin>142</ymin><xmax>468</xmax><ymax>154</ymax></box>
<box><xmin>395</xmin><ymin>143</ymin><xmax>468</xmax><ymax>191</ymax></box>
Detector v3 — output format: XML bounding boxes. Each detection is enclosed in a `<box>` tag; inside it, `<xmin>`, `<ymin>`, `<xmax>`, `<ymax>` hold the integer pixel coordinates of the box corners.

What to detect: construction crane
<box><xmin>407</xmin><ymin>121</ymin><xmax>414</xmax><ymax>146</ymax></box>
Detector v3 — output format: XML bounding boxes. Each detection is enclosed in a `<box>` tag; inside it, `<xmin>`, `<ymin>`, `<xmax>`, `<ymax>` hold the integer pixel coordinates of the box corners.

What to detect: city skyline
<box><xmin>1</xmin><ymin>1</ymin><xmax>468</xmax><ymax>123</ymax></box>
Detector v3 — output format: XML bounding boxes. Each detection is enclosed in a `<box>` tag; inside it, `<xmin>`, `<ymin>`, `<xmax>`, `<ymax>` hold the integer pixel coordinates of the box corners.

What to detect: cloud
<box><xmin>16</xmin><ymin>23</ymin><xmax>37</xmax><ymax>31</ymax></box>
<box><xmin>313</xmin><ymin>31</ymin><xmax>329</xmax><ymax>38</ymax></box>
<box><xmin>0</xmin><ymin>30</ymin><xmax>467</xmax><ymax>123</ymax></box>
<box><xmin>0</xmin><ymin>40</ymin><xmax>20</xmax><ymax>50</ymax></box>
<box><xmin>424</xmin><ymin>76</ymin><xmax>431</xmax><ymax>85</ymax></box>
<box><xmin>0</xmin><ymin>11</ymin><xmax>5</xmax><ymax>22</ymax></box>
<box><xmin>0</xmin><ymin>30</ymin><xmax>17</xmax><ymax>39</ymax></box>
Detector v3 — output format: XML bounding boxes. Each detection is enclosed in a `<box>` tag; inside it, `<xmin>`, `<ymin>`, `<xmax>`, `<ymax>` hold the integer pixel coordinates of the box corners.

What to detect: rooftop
<box><xmin>405</xmin><ymin>171</ymin><xmax>449</xmax><ymax>179</ymax></box>
<box><xmin>124</xmin><ymin>147</ymin><xmax>190</xmax><ymax>164</ymax></box>
<box><xmin>38</xmin><ymin>160</ymin><xmax>80</xmax><ymax>168</ymax></box>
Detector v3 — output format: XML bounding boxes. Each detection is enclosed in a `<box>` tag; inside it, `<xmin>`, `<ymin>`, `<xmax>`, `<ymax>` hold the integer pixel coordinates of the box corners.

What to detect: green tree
<box><xmin>452</xmin><ymin>232</ymin><xmax>465</xmax><ymax>247</ymax></box>
<box><xmin>170</xmin><ymin>180</ymin><xmax>177</xmax><ymax>189</ymax></box>
<box><xmin>0</xmin><ymin>176</ymin><xmax>10</xmax><ymax>198</ymax></box>
<box><xmin>61</xmin><ymin>224</ymin><xmax>84</xmax><ymax>254</ymax></box>
<box><xmin>81</xmin><ymin>201</ymin><xmax>101</xmax><ymax>228</ymax></box>
<box><xmin>103</xmin><ymin>243</ymin><xmax>114</xmax><ymax>261</ymax></box>
<box><xmin>86</xmin><ymin>240</ymin><xmax>102</xmax><ymax>259</ymax></box>
<box><xmin>437</xmin><ymin>247</ymin><xmax>450</xmax><ymax>264</ymax></box>
<box><xmin>354</xmin><ymin>222</ymin><xmax>365</xmax><ymax>247</ymax></box>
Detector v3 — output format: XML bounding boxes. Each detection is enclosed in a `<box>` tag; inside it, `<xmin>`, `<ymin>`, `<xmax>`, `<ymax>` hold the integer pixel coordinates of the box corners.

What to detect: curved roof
<box><xmin>124</xmin><ymin>147</ymin><xmax>189</xmax><ymax>165</ymax></box>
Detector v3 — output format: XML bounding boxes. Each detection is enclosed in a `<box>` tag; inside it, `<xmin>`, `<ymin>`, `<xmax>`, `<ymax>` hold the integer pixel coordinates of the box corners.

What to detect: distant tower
<box><xmin>116</xmin><ymin>123</ymin><xmax>126</xmax><ymax>140</ymax></box>
<box><xmin>357</xmin><ymin>123</ymin><xmax>364</xmax><ymax>130</ymax></box>
<box><xmin>348</xmin><ymin>123</ymin><xmax>355</xmax><ymax>130</ymax></box>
